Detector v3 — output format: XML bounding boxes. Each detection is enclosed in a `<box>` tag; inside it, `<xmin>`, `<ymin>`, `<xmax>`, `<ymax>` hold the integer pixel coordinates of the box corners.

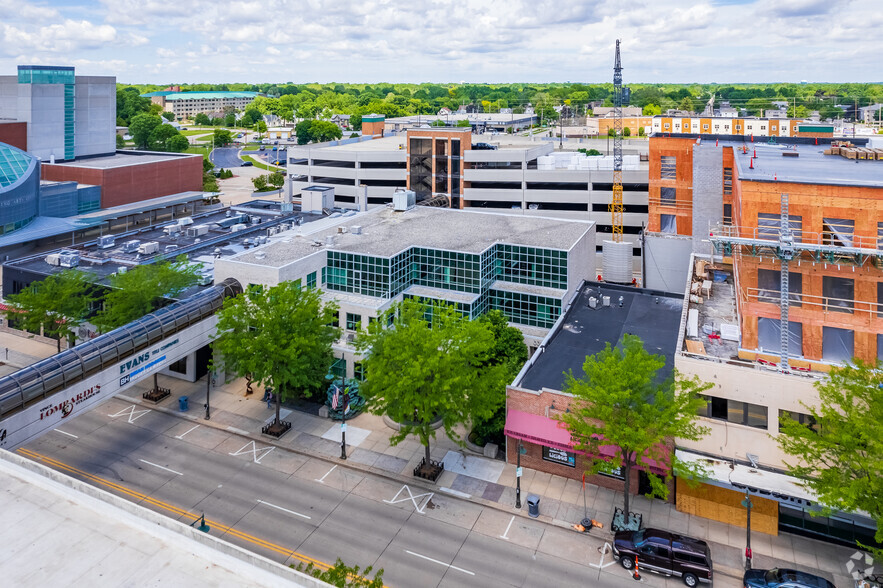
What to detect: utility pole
<box><xmin>515</xmin><ymin>439</ymin><xmax>524</xmax><ymax>509</ymax></box>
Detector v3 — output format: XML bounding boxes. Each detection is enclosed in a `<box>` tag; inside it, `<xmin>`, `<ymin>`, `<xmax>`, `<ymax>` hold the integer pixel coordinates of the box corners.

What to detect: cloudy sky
<box><xmin>0</xmin><ymin>0</ymin><xmax>879</xmax><ymax>85</ymax></box>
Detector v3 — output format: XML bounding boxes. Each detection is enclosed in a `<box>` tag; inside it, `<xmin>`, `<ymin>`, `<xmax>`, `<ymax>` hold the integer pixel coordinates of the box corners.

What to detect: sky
<box><xmin>0</xmin><ymin>0</ymin><xmax>880</xmax><ymax>85</ymax></box>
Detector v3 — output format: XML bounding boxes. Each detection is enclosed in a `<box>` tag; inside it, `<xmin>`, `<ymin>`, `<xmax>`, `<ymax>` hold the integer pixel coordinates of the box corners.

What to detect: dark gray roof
<box><xmin>518</xmin><ymin>282</ymin><xmax>684</xmax><ymax>393</ymax></box>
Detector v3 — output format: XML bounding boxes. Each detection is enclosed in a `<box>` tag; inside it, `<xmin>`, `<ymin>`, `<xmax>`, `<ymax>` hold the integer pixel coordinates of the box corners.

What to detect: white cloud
<box><xmin>1</xmin><ymin>20</ymin><xmax>117</xmax><ymax>55</ymax></box>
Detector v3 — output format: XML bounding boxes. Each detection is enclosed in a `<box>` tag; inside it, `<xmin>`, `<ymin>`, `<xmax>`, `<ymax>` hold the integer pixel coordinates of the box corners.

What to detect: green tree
<box><xmin>638</xmin><ymin>127</ymin><xmax>645</xmax><ymax>137</ymax></box>
<box><xmin>4</xmin><ymin>270</ymin><xmax>95</xmax><ymax>352</ymax></box>
<box><xmin>129</xmin><ymin>113</ymin><xmax>163</xmax><ymax>149</ymax></box>
<box><xmin>778</xmin><ymin>361</ymin><xmax>883</xmax><ymax>554</ymax></box>
<box><xmin>252</xmin><ymin>174</ymin><xmax>268</xmax><ymax>191</ymax></box>
<box><xmin>166</xmin><ymin>134</ymin><xmax>190</xmax><ymax>153</ymax></box>
<box><xmin>255</xmin><ymin>120</ymin><xmax>267</xmax><ymax>135</ymax></box>
<box><xmin>148</xmin><ymin>123</ymin><xmax>182</xmax><ymax>151</ymax></box>
<box><xmin>116</xmin><ymin>87</ymin><xmax>151</xmax><ymax>126</ymax></box>
<box><xmin>161</xmin><ymin>111</ymin><xmax>175</xmax><ymax>121</ymax></box>
<box><xmin>429</xmin><ymin>119</ymin><xmax>446</xmax><ymax>127</ymax></box>
<box><xmin>224</xmin><ymin>113</ymin><xmax>236</xmax><ymax>127</ymax></box>
<box><xmin>194</xmin><ymin>113</ymin><xmax>211</xmax><ymax>126</ymax></box>
<box><xmin>311</xmin><ymin>120</ymin><xmax>343</xmax><ymax>142</ymax></box>
<box><xmin>292</xmin><ymin>558</ymin><xmax>383</xmax><ymax>588</ymax></box>
<box><xmin>295</xmin><ymin>120</ymin><xmax>312</xmax><ymax>144</ymax></box>
<box><xmin>623</xmin><ymin>126</ymin><xmax>631</xmax><ymax>137</ymax></box>
<box><xmin>93</xmin><ymin>256</ymin><xmax>203</xmax><ymax>332</ymax></box>
<box><xmin>350</xmin><ymin>113</ymin><xmax>362</xmax><ymax>131</ymax></box>
<box><xmin>357</xmin><ymin>299</ymin><xmax>508</xmax><ymax>472</ymax></box>
<box><xmin>213</xmin><ymin>282</ymin><xmax>339</xmax><ymax>431</ymax></box>
<box><xmin>268</xmin><ymin>171</ymin><xmax>285</xmax><ymax>189</ymax></box>
<box><xmin>213</xmin><ymin>129</ymin><xmax>233</xmax><ymax>147</ymax></box>
<box><xmin>455</xmin><ymin>119</ymin><xmax>470</xmax><ymax>127</ymax></box>
<box><xmin>204</xmin><ymin>172</ymin><xmax>219</xmax><ymax>192</ymax></box>
<box><xmin>558</xmin><ymin>334</ymin><xmax>711</xmax><ymax>515</ymax></box>
<box><xmin>116</xmin><ymin>134</ymin><xmax>125</xmax><ymax>149</ymax></box>
<box><xmin>643</xmin><ymin>103</ymin><xmax>662</xmax><ymax>116</ymax></box>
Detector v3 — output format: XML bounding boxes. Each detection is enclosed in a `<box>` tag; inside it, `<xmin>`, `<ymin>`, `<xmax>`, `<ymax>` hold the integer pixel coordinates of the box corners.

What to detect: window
<box><xmin>723</xmin><ymin>204</ymin><xmax>733</xmax><ymax>225</ymax></box>
<box><xmin>822</xmin><ymin>326</ymin><xmax>854</xmax><ymax>362</ymax></box>
<box><xmin>822</xmin><ymin>218</ymin><xmax>854</xmax><ymax>247</ymax></box>
<box><xmin>699</xmin><ymin>395</ymin><xmax>768</xmax><ymax>429</ymax></box>
<box><xmin>779</xmin><ymin>410</ymin><xmax>819</xmax><ymax>433</ymax></box>
<box><xmin>660</xmin><ymin>156</ymin><xmax>676</xmax><ymax>179</ymax></box>
<box><xmin>329</xmin><ymin>312</ymin><xmax>339</xmax><ymax>328</ymax></box>
<box><xmin>757</xmin><ymin>269</ymin><xmax>801</xmax><ymax>307</ymax></box>
<box><xmin>723</xmin><ymin>167</ymin><xmax>733</xmax><ymax>195</ymax></box>
<box><xmin>307</xmin><ymin>271</ymin><xmax>317</xmax><ymax>289</ymax></box>
<box><xmin>757</xmin><ymin>317</ymin><xmax>803</xmax><ymax>356</ymax></box>
<box><xmin>354</xmin><ymin>362</ymin><xmax>365</xmax><ymax>381</ymax></box>
<box><xmin>822</xmin><ymin>276</ymin><xmax>854</xmax><ymax>313</ymax></box>
<box><xmin>660</xmin><ymin>214</ymin><xmax>677</xmax><ymax>234</ymax></box>
<box><xmin>346</xmin><ymin>312</ymin><xmax>362</xmax><ymax>331</ymax></box>
<box><xmin>659</xmin><ymin>187</ymin><xmax>676</xmax><ymax>206</ymax></box>
<box><xmin>757</xmin><ymin>213</ymin><xmax>802</xmax><ymax>240</ymax></box>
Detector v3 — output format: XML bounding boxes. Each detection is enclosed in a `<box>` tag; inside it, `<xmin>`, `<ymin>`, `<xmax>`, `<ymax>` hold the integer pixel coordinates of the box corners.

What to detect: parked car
<box><xmin>471</xmin><ymin>142</ymin><xmax>497</xmax><ymax>150</ymax></box>
<box><xmin>743</xmin><ymin>568</ymin><xmax>835</xmax><ymax>588</ymax></box>
<box><xmin>613</xmin><ymin>528</ymin><xmax>712</xmax><ymax>587</ymax></box>
<box><xmin>241</xmin><ymin>161</ymin><xmax>253</xmax><ymax>167</ymax></box>
<box><xmin>259</xmin><ymin>146</ymin><xmax>265</xmax><ymax>151</ymax></box>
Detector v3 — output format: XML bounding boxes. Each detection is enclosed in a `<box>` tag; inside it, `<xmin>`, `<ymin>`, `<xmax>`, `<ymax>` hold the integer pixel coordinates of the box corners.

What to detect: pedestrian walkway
<box><xmin>124</xmin><ymin>373</ymin><xmax>857</xmax><ymax>588</ymax></box>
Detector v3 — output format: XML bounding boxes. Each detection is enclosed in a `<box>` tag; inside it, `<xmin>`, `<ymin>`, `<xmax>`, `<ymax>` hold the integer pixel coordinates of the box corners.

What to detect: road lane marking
<box><xmin>315</xmin><ymin>464</ymin><xmax>337</xmax><ymax>483</ymax></box>
<box><xmin>384</xmin><ymin>485</ymin><xmax>433</xmax><ymax>514</ymax></box>
<box><xmin>53</xmin><ymin>429</ymin><xmax>78</xmax><ymax>439</ymax></box>
<box><xmin>256</xmin><ymin>499</ymin><xmax>311</xmax><ymax>520</ymax></box>
<box><xmin>500</xmin><ymin>515</ymin><xmax>515</xmax><ymax>540</ymax></box>
<box><xmin>228</xmin><ymin>440</ymin><xmax>274</xmax><ymax>464</ymax></box>
<box><xmin>590</xmin><ymin>543</ymin><xmax>617</xmax><ymax>569</ymax></box>
<box><xmin>108</xmin><ymin>405</ymin><xmax>151</xmax><ymax>423</ymax></box>
<box><xmin>139</xmin><ymin>459</ymin><xmax>183</xmax><ymax>476</ymax></box>
<box><xmin>174</xmin><ymin>424</ymin><xmax>200</xmax><ymax>439</ymax></box>
<box><xmin>405</xmin><ymin>550</ymin><xmax>475</xmax><ymax>576</ymax></box>
<box><xmin>14</xmin><ymin>449</ymin><xmax>346</xmax><ymax>578</ymax></box>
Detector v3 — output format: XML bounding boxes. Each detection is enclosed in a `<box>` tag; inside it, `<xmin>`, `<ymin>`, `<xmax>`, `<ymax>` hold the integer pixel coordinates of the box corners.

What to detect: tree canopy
<box><xmin>558</xmin><ymin>334</ymin><xmax>711</xmax><ymax>515</ymax></box>
<box><xmin>356</xmin><ymin>299</ymin><xmax>508</xmax><ymax>468</ymax></box>
<box><xmin>128</xmin><ymin>113</ymin><xmax>189</xmax><ymax>152</ymax></box>
<box><xmin>212</xmin><ymin>282</ymin><xmax>339</xmax><ymax>429</ymax></box>
<box><xmin>93</xmin><ymin>256</ymin><xmax>203</xmax><ymax>333</ymax></box>
<box><xmin>4</xmin><ymin>270</ymin><xmax>95</xmax><ymax>352</ymax></box>
<box><xmin>778</xmin><ymin>360</ymin><xmax>883</xmax><ymax>553</ymax></box>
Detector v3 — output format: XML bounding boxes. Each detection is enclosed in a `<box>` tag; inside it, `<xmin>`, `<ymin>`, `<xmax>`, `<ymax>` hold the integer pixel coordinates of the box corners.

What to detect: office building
<box><xmin>0</xmin><ymin>66</ymin><xmax>116</xmax><ymax>162</ymax></box>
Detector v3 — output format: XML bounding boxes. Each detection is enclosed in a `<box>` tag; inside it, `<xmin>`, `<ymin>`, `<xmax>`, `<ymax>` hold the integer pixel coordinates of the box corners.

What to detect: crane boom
<box><xmin>610</xmin><ymin>39</ymin><xmax>624</xmax><ymax>242</ymax></box>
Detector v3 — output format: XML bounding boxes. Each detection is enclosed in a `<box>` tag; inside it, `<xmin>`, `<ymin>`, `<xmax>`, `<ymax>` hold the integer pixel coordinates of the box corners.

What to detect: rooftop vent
<box><xmin>351</xmin><ymin>225</ymin><xmax>362</xmax><ymax>235</ymax></box>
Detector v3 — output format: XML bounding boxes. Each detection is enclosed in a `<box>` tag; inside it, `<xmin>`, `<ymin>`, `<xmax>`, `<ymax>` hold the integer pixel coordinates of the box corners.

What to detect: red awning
<box><xmin>504</xmin><ymin>408</ymin><xmax>669</xmax><ymax>475</ymax></box>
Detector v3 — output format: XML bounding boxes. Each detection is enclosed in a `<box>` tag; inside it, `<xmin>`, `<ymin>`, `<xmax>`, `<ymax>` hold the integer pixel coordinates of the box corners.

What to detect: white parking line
<box><xmin>256</xmin><ymin>499</ymin><xmax>311</xmax><ymax>520</ymax></box>
<box><xmin>139</xmin><ymin>459</ymin><xmax>183</xmax><ymax>476</ymax></box>
<box><xmin>315</xmin><ymin>464</ymin><xmax>337</xmax><ymax>483</ymax></box>
<box><xmin>500</xmin><ymin>515</ymin><xmax>515</xmax><ymax>540</ymax></box>
<box><xmin>174</xmin><ymin>424</ymin><xmax>200</xmax><ymax>439</ymax></box>
<box><xmin>53</xmin><ymin>429</ymin><xmax>78</xmax><ymax>439</ymax></box>
<box><xmin>405</xmin><ymin>550</ymin><xmax>474</xmax><ymax>576</ymax></box>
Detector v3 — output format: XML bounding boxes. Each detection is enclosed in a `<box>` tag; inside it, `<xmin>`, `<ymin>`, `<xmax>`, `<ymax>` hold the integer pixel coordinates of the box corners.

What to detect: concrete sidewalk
<box><xmin>126</xmin><ymin>373</ymin><xmax>857</xmax><ymax>587</ymax></box>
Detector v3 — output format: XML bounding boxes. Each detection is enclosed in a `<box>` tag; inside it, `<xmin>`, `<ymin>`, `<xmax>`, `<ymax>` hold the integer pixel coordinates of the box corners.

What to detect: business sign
<box><xmin>542</xmin><ymin>446</ymin><xmax>576</xmax><ymax>468</ymax></box>
<box><xmin>118</xmin><ymin>338</ymin><xmax>179</xmax><ymax>386</ymax></box>
<box><xmin>599</xmin><ymin>466</ymin><xmax>625</xmax><ymax>480</ymax></box>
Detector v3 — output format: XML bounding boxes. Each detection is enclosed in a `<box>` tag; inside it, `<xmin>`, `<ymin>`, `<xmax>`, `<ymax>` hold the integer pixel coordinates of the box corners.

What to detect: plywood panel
<box><xmin>676</xmin><ymin>479</ymin><xmax>778</xmax><ymax>535</ymax></box>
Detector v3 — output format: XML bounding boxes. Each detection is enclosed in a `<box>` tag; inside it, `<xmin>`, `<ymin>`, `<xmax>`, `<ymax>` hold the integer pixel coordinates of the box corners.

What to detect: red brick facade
<box><xmin>0</xmin><ymin>121</ymin><xmax>28</xmax><ymax>151</ymax></box>
<box><xmin>41</xmin><ymin>154</ymin><xmax>203</xmax><ymax>207</ymax></box>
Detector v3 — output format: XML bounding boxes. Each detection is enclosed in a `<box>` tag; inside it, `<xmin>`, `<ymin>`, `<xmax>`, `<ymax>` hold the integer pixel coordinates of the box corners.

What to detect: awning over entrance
<box><xmin>504</xmin><ymin>408</ymin><xmax>573</xmax><ymax>452</ymax></box>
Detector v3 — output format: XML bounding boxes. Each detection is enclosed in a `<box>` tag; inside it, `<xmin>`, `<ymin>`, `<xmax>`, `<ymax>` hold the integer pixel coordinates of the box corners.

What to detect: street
<box><xmin>18</xmin><ymin>395</ymin><xmax>695</xmax><ymax>588</ymax></box>
<box><xmin>211</xmin><ymin>147</ymin><xmax>245</xmax><ymax>168</ymax></box>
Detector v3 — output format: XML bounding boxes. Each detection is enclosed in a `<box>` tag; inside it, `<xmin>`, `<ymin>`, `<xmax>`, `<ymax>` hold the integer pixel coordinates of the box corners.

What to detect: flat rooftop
<box><xmin>680</xmin><ymin>263</ymin><xmax>740</xmax><ymax>362</ymax></box>
<box><xmin>726</xmin><ymin>140</ymin><xmax>883</xmax><ymax>188</ymax></box>
<box><xmin>518</xmin><ymin>282</ymin><xmax>684</xmax><ymax>393</ymax></box>
<box><xmin>315</xmin><ymin>136</ymin><xmax>405</xmax><ymax>152</ymax></box>
<box><xmin>48</xmin><ymin>151</ymin><xmax>200</xmax><ymax>170</ymax></box>
<box><xmin>232</xmin><ymin>206</ymin><xmax>593</xmax><ymax>266</ymax></box>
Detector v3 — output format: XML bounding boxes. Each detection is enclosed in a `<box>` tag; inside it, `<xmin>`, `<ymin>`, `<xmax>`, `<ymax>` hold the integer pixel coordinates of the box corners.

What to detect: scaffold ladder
<box><xmin>779</xmin><ymin>193</ymin><xmax>794</xmax><ymax>372</ymax></box>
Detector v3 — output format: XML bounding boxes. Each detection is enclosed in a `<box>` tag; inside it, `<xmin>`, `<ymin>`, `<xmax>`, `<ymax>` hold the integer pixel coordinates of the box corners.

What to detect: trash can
<box><xmin>527</xmin><ymin>494</ymin><xmax>540</xmax><ymax>518</ymax></box>
<box><xmin>178</xmin><ymin>396</ymin><xmax>189</xmax><ymax>412</ymax></box>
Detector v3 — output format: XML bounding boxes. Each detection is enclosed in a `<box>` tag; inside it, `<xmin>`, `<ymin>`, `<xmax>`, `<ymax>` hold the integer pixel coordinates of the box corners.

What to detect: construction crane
<box><xmin>610</xmin><ymin>39</ymin><xmax>624</xmax><ymax>242</ymax></box>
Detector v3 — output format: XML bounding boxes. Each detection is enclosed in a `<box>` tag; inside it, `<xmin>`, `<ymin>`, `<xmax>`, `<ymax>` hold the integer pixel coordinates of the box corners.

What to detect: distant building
<box><xmin>0</xmin><ymin>66</ymin><xmax>116</xmax><ymax>162</ymax></box>
<box><xmin>142</xmin><ymin>90</ymin><xmax>259</xmax><ymax>120</ymax></box>
<box><xmin>764</xmin><ymin>108</ymin><xmax>788</xmax><ymax>119</ymax></box>
<box><xmin>592</xmin><ymin>106</ymin><xmax>643</xmax><ymax>118</ymax></box>
<box><xmin>859</xmin><ymin>103</ymin><xmax>883</xmax><ymax>125</ymax></box>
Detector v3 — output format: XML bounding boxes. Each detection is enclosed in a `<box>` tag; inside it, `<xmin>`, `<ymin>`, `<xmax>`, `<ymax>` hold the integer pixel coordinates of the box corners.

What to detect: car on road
<box><xmin>743</xmin><ymin>568</ymin><xmax>835</xmax><ymax>588</ymax></box>
<box><xmin>613</xmin><ymin>528</ymin><xmax>712</xmax><ymax>586</ymax></box>
<box><xmin>259</xmin><ymin>146</ymin><xmax>265</xmax><ymax>151</ymax></box>
<box><xmin>241</xmin><ymin>161</ymin><xmax>253</xmax><ymax>167</ymax></box>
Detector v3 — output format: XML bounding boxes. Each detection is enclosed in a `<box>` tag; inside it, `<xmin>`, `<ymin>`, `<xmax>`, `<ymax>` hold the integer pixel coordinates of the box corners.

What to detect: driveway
<box><xmin>211</xmin><ymin>147</ymin><xmax>244</xmax><ymax>168</ymax></box>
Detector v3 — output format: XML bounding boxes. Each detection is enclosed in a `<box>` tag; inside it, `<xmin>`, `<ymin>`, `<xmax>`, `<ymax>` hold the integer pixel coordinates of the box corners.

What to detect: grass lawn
<box><xmin>180</xmin><ymin>129</ymin><xmax>215</xmax><ymax>137</ymax></box>
<box><xmin>241</xmin><ymin>154</ymin><xmax>286</xmax><ymax>171</ymax></box>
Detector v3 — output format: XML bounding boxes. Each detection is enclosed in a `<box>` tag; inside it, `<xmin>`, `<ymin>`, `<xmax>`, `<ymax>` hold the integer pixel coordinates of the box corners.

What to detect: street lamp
<box><xmin>515</xmin><ymin>439</ymin><xmax>526</xmax><ymax>509</ymax></box>
<box><xmin>340</xmin><ymin>387</ymin><xmax>349</xmax><ymax>460</ymax></box>
<box><xmin>742</xmin><ymin>489</ymin><xmax>753</xmax><ymax>570</ymax></box>
<box><xmin>204</xmin><ymin>371</ymin><xmax>211</xmax><ymax>420</ymax></box>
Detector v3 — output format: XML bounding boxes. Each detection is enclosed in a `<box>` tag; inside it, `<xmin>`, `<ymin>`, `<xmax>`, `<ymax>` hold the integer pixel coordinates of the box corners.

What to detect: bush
<box><xmin>252</xmin><ymin>175</ymin><xmax>268</xmax><ymax>191</ymax></box>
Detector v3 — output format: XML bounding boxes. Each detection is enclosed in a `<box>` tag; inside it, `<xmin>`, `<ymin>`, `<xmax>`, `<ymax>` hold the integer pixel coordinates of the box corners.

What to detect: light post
<box><xmin>515</xmin><ymin>439</ymin><xmax>525</xmax><ymax>509</ymax></box>
<box><xmin>204</xmin><ymin>371</ymin><xmax>211</xmax><ymax>420</ymax></box>
<box><xmin>742</xmin><ymin>489</ymin><xmax>753</xmax><ymax>570</ymax></box>
<box><xmin>340</xmin><ymin>386</ymin><xmax>349</xmax><ymax>460</ymax></box>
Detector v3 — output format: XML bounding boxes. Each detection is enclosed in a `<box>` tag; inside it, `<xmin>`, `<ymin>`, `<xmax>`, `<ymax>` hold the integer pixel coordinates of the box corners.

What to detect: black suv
<box><xmin>613</xmin><ymin>528</ymin><xmax>713</xmax><ymax>587</ymax></box>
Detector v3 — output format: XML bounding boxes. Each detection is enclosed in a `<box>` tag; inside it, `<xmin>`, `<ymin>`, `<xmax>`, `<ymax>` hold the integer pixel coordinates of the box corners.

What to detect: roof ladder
<box><xmin>779</xmin><ymin>193</ymin><xmax>794</xmax><ymax>372</ymax></box>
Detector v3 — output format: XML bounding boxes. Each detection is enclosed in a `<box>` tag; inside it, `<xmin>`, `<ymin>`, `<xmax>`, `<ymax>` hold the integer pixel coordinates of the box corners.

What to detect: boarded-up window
<box><xmin>823</xmin><ymin>276</ymin><xmax>854</xmax><ymax>313</ymax></box>
<box><xmin>757</xmin><ymin>269</ymin><xmax>802</xmax><ymax>307</ymax></box>
<box><xmin>822</xmin><ymin>218</ymin><xmax>854</xmax><ymax>247</ymax></box>
<box><xmin>758</xmin><ymin>213</ymin><xmax>802</xmax><ymax>240</ymax></box>
<box><xmin>660</xmin><ymin>156</ymin><xmax>676</xmax><ymax>179</ymax></box>
<box><xmin>660</xmin><ymin>214</ymin><xmax>676</xmax><ymax>234</ymax></box>
<box><xmin>660</xmin><ymin>187</ymin><xmax>676</xmax><ymax>206</ymax></box>
<box><xmin>822</xmin><ymin>326</ymin><xmax>854</xmax><ymax>362</ymax></box>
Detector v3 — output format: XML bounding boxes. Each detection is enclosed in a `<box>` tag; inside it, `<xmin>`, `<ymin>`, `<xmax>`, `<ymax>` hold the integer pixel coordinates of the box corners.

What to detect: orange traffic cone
<box><xmin>633</xmin><ymin>555</ymin><xmax>642</xmax><ymax>581</ymax></box>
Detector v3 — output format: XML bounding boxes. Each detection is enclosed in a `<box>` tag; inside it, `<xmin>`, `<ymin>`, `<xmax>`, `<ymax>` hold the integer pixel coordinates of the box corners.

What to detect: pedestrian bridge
<box><xmin>0</xmin><ymin>278</ymin><xmax>242</xmax><ymax>450</ymax></box>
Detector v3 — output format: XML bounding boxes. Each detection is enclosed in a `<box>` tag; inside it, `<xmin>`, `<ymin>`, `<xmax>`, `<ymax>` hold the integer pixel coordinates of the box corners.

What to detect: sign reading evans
<box><xmin>118</xmin><ymin>338</ymin><xmax>178</xmax><ymax>386</ymax></box>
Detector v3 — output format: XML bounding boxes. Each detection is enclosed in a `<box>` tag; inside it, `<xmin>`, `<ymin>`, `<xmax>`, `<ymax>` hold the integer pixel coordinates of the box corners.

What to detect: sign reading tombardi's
<box><xmin>38</xmin><ymin>385</ymin><xmax>101</xmax><ymax>421</ymax></box>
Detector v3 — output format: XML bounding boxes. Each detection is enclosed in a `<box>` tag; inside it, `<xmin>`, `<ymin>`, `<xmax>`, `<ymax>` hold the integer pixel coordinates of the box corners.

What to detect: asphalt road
<box><xmin>19</xmin><ymin>396</ymin><xmax>680</xmax><ymax>588</ymax></box>
<box><xmin>211</xmin><ymin>147</ymin><xmax>245</xmax><ymax>168</ymax></box>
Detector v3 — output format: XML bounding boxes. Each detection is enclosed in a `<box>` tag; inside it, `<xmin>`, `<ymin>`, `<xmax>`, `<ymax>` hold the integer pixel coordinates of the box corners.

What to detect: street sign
<box><xmin>516</xmin><ymin>467</ymin><xmax>523</xmax><ymax>478</ymax></box>
<box><xmin>341</xmin><ymin>423</ymin><xmax>347</xmax><ymax>432</ymax></box>
<box><xmin>741</xmin><ymin>498</ymin><xmax>753</xmax><ymax>508</ymax></box>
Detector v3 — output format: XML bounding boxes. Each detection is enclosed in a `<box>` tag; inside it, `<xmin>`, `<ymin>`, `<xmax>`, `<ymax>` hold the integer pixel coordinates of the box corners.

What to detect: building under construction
<box><xmin>644</xmin><ymin>132</ymin><xmax>882</xmax><ymax>546</ymax></box>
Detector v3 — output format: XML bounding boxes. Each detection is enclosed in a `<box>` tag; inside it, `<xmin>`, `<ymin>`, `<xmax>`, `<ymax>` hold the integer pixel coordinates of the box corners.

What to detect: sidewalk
<box><xmin>125</xmin><ymin>373</ymin><xmax>856</xmax><ymax>587</ymax></box>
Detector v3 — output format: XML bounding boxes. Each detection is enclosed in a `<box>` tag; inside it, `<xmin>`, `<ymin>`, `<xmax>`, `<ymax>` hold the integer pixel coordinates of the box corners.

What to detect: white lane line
<box><xmin>315</xmin><ymin>464</ymin><xmax>337</xmax><ymax>483</ymax></box>
<box><xmin>174</xmin><ymin>424</ymin><xmax>200</xmax><ymax>439</ymax></box>
<box><xmin>405</xmin><ymin>550</ymin><xmax>474</xmax><ymax>576</ymax></box>
<box><xmin>256</xmin><ymin>499</ymin><xmax>311</xmax><ymax>520</ymax></box>
<box><xmin>500</xmin><ymin>515</ymin><xmax>515</xmax><ymax>540</ymax></box>
<box><xmin>53</xmin><ymin>429</ymin><xmax>78</xmax><ymax>439</ymax></box>
<box><xmin>139</xmin><ymin>459</ymin><xmax>183</xmax><ymax>476</ymax></box>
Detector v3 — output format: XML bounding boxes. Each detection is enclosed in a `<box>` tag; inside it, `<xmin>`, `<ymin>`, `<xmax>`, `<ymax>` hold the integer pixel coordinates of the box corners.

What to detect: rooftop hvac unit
<box><xmin>588</xmin><ymin>297</ymin><xmax>597</xmax><ymax>309</ymax></box>
<box><xmin>121</xmin><ymin>240</ymin><xmax>141</xmax><ymax>253</ymax></box>
<box><xmin>337</xmin><ymin>226</ymin><xmax>348</xmax><ymax>234</ymax></box>
<box><xmin>177</xmin><ymin>217</ymin><xmax>194</xmax><ymax>227</ymax></box>
<box><xmin>602</xmin><ymin>296</ymin><xmax>611</xmax><ymax>307</ymax></box>
<box><xmin>117</xmin><ymin>266</ymin><xmax>127</xmax><ymax>274</ymax></box>
<box><xmin>392</xmin><ymin>190</ymin><xmax>416</xmax><ymax>211</ymax></box>
<box><xmin>250</xmin><ymin>215</ymin><xmax>262</xmax><ymax>225</ymax></box>
<box><xmin>351</xmin><ymin>225</ymin><xmax>362</xmax><ymax>235</ymax></box>
<box><xmin>97</xmin><ymin>235</ymin><xmax>115</xmax><ymax>249</ymax></box>
<box><xmin>230</xmin><ymin>223</ymin><xmax>247</xmax><ymax>232</ymax></box>
<box><xmin>138</xmin><ymin>241</ymin><xmax>160</xmax><ymax>255</ymax></box>
<box><xmin>45</xmin><ymin>253</ymin><xmax>61</xmax><ymax>266</ymax></box>
<box><xmin>601</xmin><ymin>240</ymin><xmax>633</xmax><ymax>285</ymax></box>
<box><xmin>325</xmin><ymin>235</ymin><xmax>335</xmax><ymax>246</ymax></box>
<box><xmin>186</xmin><ymin>224</ymin><xmax>210</xmax><ymax>238</ymax></box>
<box><xmin>58</xmin><ymin>252</ymin><xmax>79</xmax><ymax>268</ymax></box>
<box><xmin>163</xmin><ymin>224</ymin><xmax>181</xmax><ymax>235</ymax></box>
